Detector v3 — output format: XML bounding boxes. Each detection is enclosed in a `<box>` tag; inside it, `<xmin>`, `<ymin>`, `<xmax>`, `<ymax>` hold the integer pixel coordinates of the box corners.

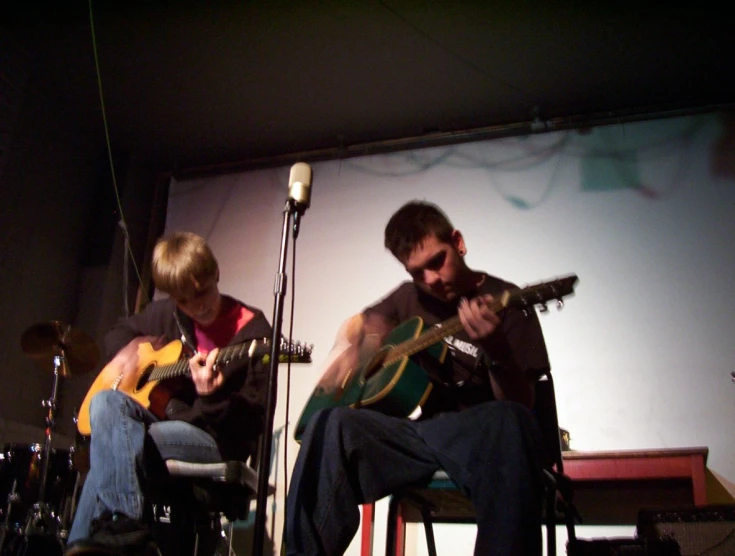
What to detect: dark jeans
<box><xmin>286</xmin><ymin>401</ymin><xmax>544</xmax><ymax>556</ymax></box>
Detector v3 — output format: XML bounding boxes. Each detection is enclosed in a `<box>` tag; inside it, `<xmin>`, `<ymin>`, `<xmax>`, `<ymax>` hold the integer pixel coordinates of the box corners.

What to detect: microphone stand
<box><xmin>253</xmin><ymin>197</ymin><xmax>302</xmax><ymax>556</ymax></box>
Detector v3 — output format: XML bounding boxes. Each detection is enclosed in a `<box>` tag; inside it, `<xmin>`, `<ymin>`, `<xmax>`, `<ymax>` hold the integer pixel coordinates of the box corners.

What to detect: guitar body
<box><xmin>294</xmin><ymin>317</ymin><xmax>446</xmax><ymax>441</ymax></box>
<box><xmin>76</xmin><ymin>340</ymin><xmax>184</xmax><ymax>436</ymax></box>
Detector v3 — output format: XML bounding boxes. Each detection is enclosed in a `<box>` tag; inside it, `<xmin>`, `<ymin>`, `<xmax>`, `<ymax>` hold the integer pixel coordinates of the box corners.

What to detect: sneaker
<box><xmin>64</xmin><ymin>511</ymin><xmax>161</xmax><ymax>556</ymax></box>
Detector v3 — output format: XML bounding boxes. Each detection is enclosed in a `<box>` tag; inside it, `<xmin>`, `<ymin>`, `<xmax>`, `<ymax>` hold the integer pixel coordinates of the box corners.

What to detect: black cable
<box><xmin>378</xmin><ymin>0</ymin><xmax>533</xmax><ymax>101</ymax></box>
<box><xmin>88</xmin><ymin>0</ymin><xmax>149</xmax><ymax>309</ymax></box>
<box><xmin>282</xmin><ymin>224</ymin><xmax>297</xmax><ymax>526</ymax></box>
<box><xmin>119</xmin><ymin>221</ymin><xmax>130</xmax><ymax>316</ymax></box>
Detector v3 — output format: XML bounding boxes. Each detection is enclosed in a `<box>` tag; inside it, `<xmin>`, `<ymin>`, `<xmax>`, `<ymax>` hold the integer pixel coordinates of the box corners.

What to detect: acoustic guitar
<box><xmin>77</xmin><ymin>337</ymin><xmax>312</xmax><ymax>436</ymax></box>
<box><xmin>294</xmin><ymin>274</ymin><xmax>578</xmax><ymax>441</ymax></box>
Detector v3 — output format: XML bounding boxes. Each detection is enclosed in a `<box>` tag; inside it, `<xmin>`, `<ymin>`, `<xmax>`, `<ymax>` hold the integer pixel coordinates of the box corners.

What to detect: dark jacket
<box><xmin>104</xmin><ymin>295</ymin><xmax>272</xmax><ymax>462</ymax></box>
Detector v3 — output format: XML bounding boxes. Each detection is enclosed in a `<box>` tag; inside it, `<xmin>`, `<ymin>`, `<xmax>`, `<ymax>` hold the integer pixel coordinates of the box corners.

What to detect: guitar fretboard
<box><xmin>379</xmin><ymin>274</ymin><xmax>577</xmax><ymax>366</ymax></box>
<box><xmin>382</xmin><ymin>296</ymin><xmax>509</xmax><ymax>365</ymax></box>
<box><xmin>147</xmin><ymin>340</ymin><xmax>260</xmax><ymax>382</ymax></box>
<box><xmin>145</xmin><ymin>338</ymin><xmax>313</xmax><ymax>384</ymax></box>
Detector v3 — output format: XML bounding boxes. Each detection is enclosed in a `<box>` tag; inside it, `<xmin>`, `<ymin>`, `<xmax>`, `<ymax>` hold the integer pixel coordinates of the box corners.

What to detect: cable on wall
<box><xmin>88</xmin><ymin>0</ymin><xmax>149</xmax><ymax>314</ymax></box>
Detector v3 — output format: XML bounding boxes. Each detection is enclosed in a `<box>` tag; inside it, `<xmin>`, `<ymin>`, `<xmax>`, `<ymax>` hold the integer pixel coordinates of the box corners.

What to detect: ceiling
<box><xmin>6</xmin><ymin>1</ymin><xmax>735</xmax><ymax>174</ymax></box>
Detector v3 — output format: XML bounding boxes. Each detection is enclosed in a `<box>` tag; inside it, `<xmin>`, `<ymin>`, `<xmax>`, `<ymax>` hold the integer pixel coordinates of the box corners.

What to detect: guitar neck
<box><xmin>148</xmin><ymin>340</ymin><xmax>259</xmax><ymax>382</ymax></box>
<box><xmin>381</xmin><ymin>274</ymin><xmax>578</xmax><ymax>365</ymax></box>
<box><xmin>146</xmin><ymin>337</ymin><xmax>312</xmax><ymax>384</ymax></box>
<box><xmin>385</xmin><ymin>316</ymin><xmax>462</xmax><ymax>364</ymax></box>
<box><xmin>148</xmin><ymin>359</ymin><xmax>192</xmax><ymax>382</ymax></box>
<box><xmin>384</xmin><ymin>295</ymin><xmax>509</xmax><ymax>365</ymax></box>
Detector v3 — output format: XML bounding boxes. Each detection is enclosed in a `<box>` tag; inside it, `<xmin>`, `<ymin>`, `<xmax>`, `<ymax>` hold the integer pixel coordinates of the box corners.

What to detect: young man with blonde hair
<box><xmin>66</xmin><ymin>232</ymin><xmax>271</xmax><ymax>556</ymax></box>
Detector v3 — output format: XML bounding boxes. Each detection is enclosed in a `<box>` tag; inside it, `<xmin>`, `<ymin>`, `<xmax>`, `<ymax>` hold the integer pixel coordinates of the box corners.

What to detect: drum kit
<box><xmin>0</xmin><ymin>321</ymin><xmax>99</xmax><ymax>556</ymax></box>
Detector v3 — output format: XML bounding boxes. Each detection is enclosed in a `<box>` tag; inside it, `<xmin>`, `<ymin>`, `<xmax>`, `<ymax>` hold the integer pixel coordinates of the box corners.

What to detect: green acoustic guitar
<box><xmin>294</xmin><ymin>274</ymin><xmax>579</xmax><ymax>441</ymax></box>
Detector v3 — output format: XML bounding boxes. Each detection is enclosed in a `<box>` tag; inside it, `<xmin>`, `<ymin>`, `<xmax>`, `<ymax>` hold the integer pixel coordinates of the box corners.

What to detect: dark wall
<box><xmin>0</xmin><ymin>22</ymin><xmax>161</xmax><ymax>447</ymax></box>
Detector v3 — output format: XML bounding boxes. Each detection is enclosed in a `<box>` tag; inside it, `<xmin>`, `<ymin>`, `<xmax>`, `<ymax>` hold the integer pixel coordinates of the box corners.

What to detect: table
<box><xmin>359</xmin><ymin>446</ymin><xmax>710</xmax><ymax>554</ymax></box>
<box><xmin>561</xmin><ymin>446</ymin><xmax>708</xmax><ymax>524</ymax></box>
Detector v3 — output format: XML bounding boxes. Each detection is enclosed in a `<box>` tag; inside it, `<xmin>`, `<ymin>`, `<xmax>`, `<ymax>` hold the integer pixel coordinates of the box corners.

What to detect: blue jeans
<box><xmin>286</xmin><ymin>401</ymin><xmax>544</xmax><ymax>556</ymax></box>
<box><xmin>68</xmin><ymin>390</ymin><xmax>222</xmax><ymax>543</ymax></box>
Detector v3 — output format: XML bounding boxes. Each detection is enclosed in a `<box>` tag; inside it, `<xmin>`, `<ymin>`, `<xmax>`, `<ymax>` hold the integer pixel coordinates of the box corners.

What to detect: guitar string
<box><xmin>143</xmin><ymin>338</ymin><xmax>307</xmax><ymax>383</ymax></box>
<box><xmin>146</xmin><ymin>341</ymin><xmax>258</xmax><ymax>382</ymax></box>
<box><xmin>380</xmin><ymin>277</ymin><xmax>575</xmax><ymax>365</ymax></box>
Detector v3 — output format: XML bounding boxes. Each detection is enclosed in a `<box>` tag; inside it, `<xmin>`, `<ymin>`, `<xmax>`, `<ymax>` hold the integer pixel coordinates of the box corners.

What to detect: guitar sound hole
<box><xmin>136</xmin><ymin>364</ymin><xmax>155</xmax><ymax>391</ymax></box>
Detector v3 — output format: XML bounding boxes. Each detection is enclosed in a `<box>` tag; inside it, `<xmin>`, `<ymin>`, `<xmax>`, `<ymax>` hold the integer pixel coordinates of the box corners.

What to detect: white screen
<box><xmin>165</xmin><ymin>112</ymin><xmax>735</xmax><ymax>555</ymax></box>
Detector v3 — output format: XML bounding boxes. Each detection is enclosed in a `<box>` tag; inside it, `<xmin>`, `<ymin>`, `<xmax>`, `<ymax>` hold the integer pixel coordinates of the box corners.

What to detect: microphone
<box><xmin>288</xmin><ymin>162</ymin><xmax>312</xmax><ymax>238</ymax></box>
<box><xmin>288</xmin><ymin>162</ymin><xmax>312</xmax><ymax>211</ymax></box>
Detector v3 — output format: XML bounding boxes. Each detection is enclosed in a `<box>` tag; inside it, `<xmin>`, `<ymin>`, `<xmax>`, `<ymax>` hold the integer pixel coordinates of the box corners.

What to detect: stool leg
<box><xmin>227</xmin><ymin>520</ymin><xmax>235</xmax><ymax>555</ymax></box>
<box><xmin>386</xmin><ymin>497</ymin><xmax>400</xmax><ymax>556</ymax></box>
<box><xmin>418</xmin><ymin>506</ymin><xmax>437</xmax><ymax>556</ymax></box>
<box><xmin>546</xmin><ymin>484</ymin><xmax>556</xmax><ymax>556</ymax></box>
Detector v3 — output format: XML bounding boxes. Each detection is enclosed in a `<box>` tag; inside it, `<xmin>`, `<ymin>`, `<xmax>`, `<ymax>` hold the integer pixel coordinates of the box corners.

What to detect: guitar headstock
<box><xmin>248</xmin><ymin>337</ymin><xmax>314</xmax><ymax>364</ymax></box>
<box><xmin>278</xmin><ymin>338</ymin><xmax>313</xmax><ymax>363</ymax></box>
<box><xmin>501</xmin><ymin>274</ymin><xmax>579</xmax><ymax>312</ymax></box>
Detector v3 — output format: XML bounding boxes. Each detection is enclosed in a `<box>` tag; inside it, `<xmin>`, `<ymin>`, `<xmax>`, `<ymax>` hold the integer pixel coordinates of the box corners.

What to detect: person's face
<box><xmin>402</xmin><ymin>231</ymin><xmax>467</xmax><ymax>303</ymax></box>
<box><xmin>173</xmin><ymin>278</ymin><xmax>222</xmax><ymax>326</ymax></box>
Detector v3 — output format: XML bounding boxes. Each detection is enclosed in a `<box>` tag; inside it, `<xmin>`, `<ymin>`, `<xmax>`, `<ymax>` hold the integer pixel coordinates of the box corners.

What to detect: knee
<box><xmin>474</xmin><ymin>400</ymin><xmax>536</xmax><ymax>438</ymax></box>
<box><xmin>487</xmin><ymin>400</ymin><xmax>541</xmax><ymax>450</ymax></box>
<box><xmin>304</xmin><ymin>407</ymin><xmax>361</xmax><ymax>444</ymax></box>
<box><xmin>489</xmin><ymin>399</ymin><xmax>532</xmax><ymax>420</ymax></box>
<box><xmin>323</xmin><ymin>407</ymin><xmax>362</xmax><ymax>431</ymax></box>
<box><xmin>89</xmin><ymin>389</ymin><xmax>134</xmax><ymax>422</ymax></box>
<box><xmin>325</xmin><ymin>407</ymin><xmax>356</xmax><ymax>424</ymax></box>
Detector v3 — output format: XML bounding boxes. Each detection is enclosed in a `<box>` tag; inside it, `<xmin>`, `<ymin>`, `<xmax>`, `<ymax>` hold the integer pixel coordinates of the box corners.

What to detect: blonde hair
<box><xmin>152</xmin><ymin>232</ymin><xmax>219</xmax><ymax>298</ymax></box>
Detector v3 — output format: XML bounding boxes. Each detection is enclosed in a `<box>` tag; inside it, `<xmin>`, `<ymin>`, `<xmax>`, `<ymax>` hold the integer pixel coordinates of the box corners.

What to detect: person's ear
<box><xmin>452</xmin><ymin>229</ymin><xmax>466</xmax><ymax>256</ymax></box>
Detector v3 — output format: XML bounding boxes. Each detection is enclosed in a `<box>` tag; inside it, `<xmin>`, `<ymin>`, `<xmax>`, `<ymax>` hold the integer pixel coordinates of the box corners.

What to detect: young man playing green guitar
<box><xmin>287</xmin><ymin>201</ymin><xmax>553</xmax><ymax>556</ymax></box>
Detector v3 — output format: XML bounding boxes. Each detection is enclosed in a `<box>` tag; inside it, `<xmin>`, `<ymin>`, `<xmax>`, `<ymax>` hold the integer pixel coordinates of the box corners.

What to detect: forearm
<box><xmin>314</xmin><ymin>315</ymin><xmax>364</xmax><ymax>392</ymax></box>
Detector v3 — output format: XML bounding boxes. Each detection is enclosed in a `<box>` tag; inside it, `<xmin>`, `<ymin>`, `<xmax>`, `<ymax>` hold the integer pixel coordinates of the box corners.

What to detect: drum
<box><xmin>0</xmin><ymin>443</ymin><xmax>74</xmax><ymax>533</ymax></box>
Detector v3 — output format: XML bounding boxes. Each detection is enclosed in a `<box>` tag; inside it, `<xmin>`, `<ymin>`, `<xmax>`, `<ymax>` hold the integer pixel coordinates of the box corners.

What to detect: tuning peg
<box><xmin>538</xmin><ymin>303</ymin><xmax>548</xmax><ymax>313</ymax></box>
<box><xmin>557</xmin><ymin>299</ymin><xmax>565</xmax><ymax>309</ymax></box>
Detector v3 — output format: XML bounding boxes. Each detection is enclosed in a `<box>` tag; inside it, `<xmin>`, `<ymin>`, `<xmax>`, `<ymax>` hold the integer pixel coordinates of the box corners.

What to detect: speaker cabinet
<box><xmin>637</xmin><ymin>505</ymin><xmax>735</xmax><ymax>556</ymax></box>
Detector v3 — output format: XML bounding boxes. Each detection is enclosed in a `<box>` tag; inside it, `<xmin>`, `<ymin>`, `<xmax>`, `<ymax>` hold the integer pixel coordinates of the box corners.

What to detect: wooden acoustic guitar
<box><xmin>77</xmin><ymin>337</ymin><xmax>312</xmax><ymax>436</ymax></box>
<box><xmin>294</xmin><ymin>274</ymin><xmax>578</xmax><ymax>441</ymax></box>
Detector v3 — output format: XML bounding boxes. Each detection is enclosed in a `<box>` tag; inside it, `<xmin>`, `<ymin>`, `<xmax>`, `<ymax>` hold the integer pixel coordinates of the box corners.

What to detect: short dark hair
<box><xmin>384</xmin><ymin>201</ymin><xmax>454</xmax><ymax>261</ymax></box>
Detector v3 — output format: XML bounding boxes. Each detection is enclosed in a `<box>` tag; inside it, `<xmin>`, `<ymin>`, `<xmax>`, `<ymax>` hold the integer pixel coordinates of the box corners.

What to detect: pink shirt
<box><xmin>194</xmin><ymin>297</ymin><xmax>254</xmax><ymax>352</ymax></box>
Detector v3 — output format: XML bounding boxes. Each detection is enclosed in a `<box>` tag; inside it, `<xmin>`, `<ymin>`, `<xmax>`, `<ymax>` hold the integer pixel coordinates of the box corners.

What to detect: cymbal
<box><xmin>21</xmin><ymin>321</ymin><xmax>100</xmax><ymax>377</ymax></box>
